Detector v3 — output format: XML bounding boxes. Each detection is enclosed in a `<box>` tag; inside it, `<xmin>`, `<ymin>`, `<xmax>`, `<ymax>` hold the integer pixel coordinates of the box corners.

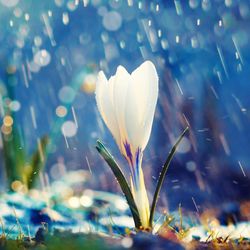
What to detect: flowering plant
<box><xmin>95</xmin><ymin>61</ymin><xmax>188</xmax><ymax>230</ymax></box>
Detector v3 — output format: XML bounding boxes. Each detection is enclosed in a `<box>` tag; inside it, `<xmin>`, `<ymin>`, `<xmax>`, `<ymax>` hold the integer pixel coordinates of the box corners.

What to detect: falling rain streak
<box><xmin>217</xmin><ymin>45</ymin><xmax>229</xmax><ymax>79</ymax></box>
<box><xmin>22</xmin><ymin>64</ymin><xmax>29</xmax><ymax>88</ymax></box>
<box><xmin>238</xmin><ymin>161</ymin><xmax>246</xmax><ymax>177</ymax></box>
<box><xmin>42</xmin><ymin>13</ymin><xmax>56</xmax><ymax>46</ymax></box>
<box><xmin>71</xmin><ymin>106</ymin><xmax>78</xmax><ymax>129</ymax></box>
<box><xmin>30</xmin><ymin>106</ymin><xmax>37</xmax><ymax>129</ymax></box>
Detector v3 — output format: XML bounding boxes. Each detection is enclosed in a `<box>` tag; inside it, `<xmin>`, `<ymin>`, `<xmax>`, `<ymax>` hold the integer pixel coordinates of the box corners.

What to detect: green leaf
<box><xmin>2</xmin><ymin>126</ymin><xmax>26</xmax><ymax>188</ymax></box>
<box><xmin>96</xmin><ymin>140</ymin><xmax>142</xmax><ymax>229</ymax></box>
<box><xmin>26</xmin><ymin>135</ymin><xmax>49</xmax><ymax>189</ymax></box>
<box><xmin>149</xmin><ymin>127</ymin><xmax>189</xmax><ymax>227</ymax></box>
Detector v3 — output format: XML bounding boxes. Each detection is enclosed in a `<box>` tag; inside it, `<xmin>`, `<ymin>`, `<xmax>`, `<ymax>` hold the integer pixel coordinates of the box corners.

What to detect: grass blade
<box><xmin>2</xmin><ymin>126</ymin><xmax>26</xmax><ymax>188</ymax></box>
<box><xmin>27</xmin><ymin>135</ymin><xmax>49</xmax><ymax>189</ymax></box>
<box><xmin>149</xmin><ymin>127</ymin><xmax>189</xmax><ymax>227</ymax></box>
<box><xmin>96</xmin><ymin>140</ymin><xmax>142</xmax><ymax>229</ymax></box>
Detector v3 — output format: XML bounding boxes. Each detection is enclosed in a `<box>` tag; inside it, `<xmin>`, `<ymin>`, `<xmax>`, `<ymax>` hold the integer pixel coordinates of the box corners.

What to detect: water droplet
<box><xmin>189</xmin><ymin>0</ymin><xmax>199</xmax><ymax>9</ymax></box>
<box><xmin>56</xmin><ymin>105</ymin><xmax>67</xmax><ymax>117</ymax></box>
<box><xmin>34</xmin><ymin>49</ymin><xmax>51</xmax><ymax>66</ymax></box>
<box><xmin>34</xmin><ymin>36</ymin><xmax>42</xmax><ymax>47</ymax></box>
<box><xmin>177</xmin><ymin>136</ymin><xmax>191</xmax><ymax>153</ymax></box>
<box><xmin>55</xmin><ymin>0</ymin><xmax>64</xmax><ymax>7</ymax></box>
<box><xmin>61</xmin><ymin>121</ymin><xmax>77</xmax><ymax>137</ymax></box>
<box><xmin>58</xmin><ymin>86</ymin><xmax>76</xmax><ymax>103</ymax></box>
<box><xmin>9</xmin><ymin>100</ymin><xmax>21</xmax><ymax>112</ymax></box>
<box><xmin>24</xmin><ymin>13</ymin><xmax>29</xmax><ymax>21</ymax></box>
<box><xmin>103</xmin><ymin>11</ymin><xmax>122</xmax><ymax>31</ymax></box>
<box><xmin>62</xmin><ymin>12</ymin><xmax>69</xmax><ymax>25</ymax></box>
<box><xmin>67</xmin><ymin>0</ymin><xmax>78</xmax><ymax>11</ymax></box>
<box><xmin>161</xmin><ymin>38</ymin><xmax>169</xmax><ymax>50</ymax></box>
<box><xmin>186</xmin><ymin>161</ymin><xmax>196</xmax><ymax>172</ymax></box>
<box><xmin>1</xmin><ymin>0</ymin><xmax>19</xmax><ymax>7</ymax></box>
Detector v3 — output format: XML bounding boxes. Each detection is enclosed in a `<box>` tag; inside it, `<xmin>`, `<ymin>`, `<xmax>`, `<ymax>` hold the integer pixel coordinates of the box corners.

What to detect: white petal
<box><xmin>112</xmin><ymin>66</ymin><xmax>131</xmax><ymax>153</ymax></box>
<box><xmin>137</xmin><ymin>61</ymin><xmax>158</xmax><ymax>149</ymax></box>
<box><xmin>95</xmin><ymin>71</ymin><xmax>121</xmax><ymax>146</ymax></box>
<box><xmin>125</xmin><ymin>61</ymin><xmax>158</xmax><ymax>151</ymax></box>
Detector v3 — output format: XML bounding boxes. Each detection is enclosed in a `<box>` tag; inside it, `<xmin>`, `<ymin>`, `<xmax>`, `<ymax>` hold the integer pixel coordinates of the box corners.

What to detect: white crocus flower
<box><xmin>95</xmin><ymin>60</ymin><xmax>158</xmax><ymax>228</ymax></box>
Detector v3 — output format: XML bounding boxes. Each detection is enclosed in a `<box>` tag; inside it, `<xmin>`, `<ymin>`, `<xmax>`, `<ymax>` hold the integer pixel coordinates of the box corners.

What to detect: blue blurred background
<box><xmin>0</xmin><ymin>0</ymin><xmax>249</xmax><ymax>212</ymax></box>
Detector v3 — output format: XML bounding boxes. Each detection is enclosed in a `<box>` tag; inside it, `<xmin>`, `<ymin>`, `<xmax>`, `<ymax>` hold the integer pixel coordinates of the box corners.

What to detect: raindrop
<box><xmin>50</xmin><ymin>163</ymin><xmax>65</xmax><ymax>179</ymax></box>
<box><xmin>176</xmin><ymin>35</ymin><xmax>180</xmax><ymax>43</ymax></box>
<box><xmin>24</xmin><ymin>13</ymin><xmax>29</xmax><ymax>21</ymax></box>
<box><xmin>103</xmin><ymin>11</ymin><xmax>122</xmax><ymax>31</ymax></box>
<box><xmin>174</xmin><ymin>0</ymin><xmax>183</xmax><ymax>15</ymax></box>
<box><xmin>191</xmin><ymin>36</ymin><xmax>199</xmax><ymax>48</ymax></box>
<box><xmin>176</xmin><ymin>136</ymin><xmax>191</xmax><ymax>153</ymax></box>
<box><xmin>161</xmin><ymin>39</ymin><xmax>169</xmax><ymax>50</ymax></box>
<box><xmin>16</xmin><ymin>39</ymin><xmax>25</xmax><ymax>48</ymax></box>
<box><xmin>155</xmin><ymin>4</ymin><xmax>159</xmax><ymax>12</ymax></box>
<box><xmin>34</xmin><ymin>36</ymin><xmax>42</xmax><ymax>47</ymax></box>
<box><xmin>55</xmin><ymin>0</ymin><xmax>64</xmax><ymax>7</ymax></box>
<box><xmin>68</xmin><ymin>196</ymin><xmax>80</xmax><ymax>208</ymax></box>
<box><xmin>189</xmin><ymin>0</ymin><xmax>199</xmax><ymax>9</ymax></box>
<box><xmin>239</xmin><ymin>3</ymin><xmax>250</xmax><ymax>19</ymax></box>
<box><xmin>58</xmin><ymin>86</ymin><xmax>75</xmax><ymax>103</ymax></box>
<box><xmin>80</xmin><ymin>195</ymin><xmax>93</xmax><ymax>207</ymax></box>
<box><xmin>82</xmin><ymin>74</ymin><xmax>96</xmax><ymax>94</ymax></box>
<box><xmin>138</xmin><ymin>1</ymin><xmax>142</xmax><ymax>9</ymax></box>
<box><xmin>79</xmin><ymin>33</ymin><xmax>91</xmax><ymax>45</ymax></box>
<box><xmin>9</xmin><ymin>100</ymin><xmax>21</xmax><ymax>112</ymax></box>
<box><xmin>67</xmin><ymin>0</ymin><xmax>78</xmax><ymax>11</ymax></box>
<box><xmin>225</xmin><ymin>0</ymin><xmax>232</xmax><ymax>7</ymax></box>
<box><xmin>97</xmin><ymin>6</ymin><xmax>107</xmax><ymax>16</ymax></box>
<box><xmin>119</xmin><ymin>40</ymin><xmax>126</xmax><ymax>49</ymax></box>
<box><xmin>0</xmin><ymin>0</ymin><xmax>19</xmax><ymax>7</ymax></box>
<box><xmin>186</xmin><ymin>161</ymin><xmax>196</xmax><ymax>172</ymax></box>
<box><xmin>127</xmin><ymin>0</ymin><xmax>133</xmax><ymax>7</ymax></box>
<box><xmin>48</xmin><ymin>10</ymin><xmax>53</xmax><ymax>16</ymax></box>
<box><xmin>202</xmin><ymin>0</ymin><xmax>211</xmax><ymax>11</ymax></box>
<box><xmin>13</xmin><ymin>8</ymin><xmax>22</xmax><ymax>17</ymax></box>
<box><xmin>56</xmin><ymin>105</ymin><xmax>67</xmax><ymax>117</ymax></box>
<box><xmin>28</xmin><ymin>61</ymin><xmax>41</xmax><ymax>72</ymax></box>
<box><xmin>61</xmin><ymin>121</ymin><xmax>77</xmax><ymax>137</ymax></box>
<box><xmin>34</xmin><ymin>49</ymin><xmax>51</xmax><ymax>67</ymax></box>
<box><xmin>101</xmin><ymin>32</ymin><xmax>109</xmax><ymax>43</ymax></box>
<box><xmin>158</xmin><ymin>29</ymin><xmax>162</xmax><ymax>38</ymax></box>
<box><xmin>136</xmin><ymin>32</ymin><xmax>143</xmax><ymax>43</ymax></box>
<box><xmin>62</xmin><ymin>12</ymin><xmax>69</xmax><ymax>25</ymax></box>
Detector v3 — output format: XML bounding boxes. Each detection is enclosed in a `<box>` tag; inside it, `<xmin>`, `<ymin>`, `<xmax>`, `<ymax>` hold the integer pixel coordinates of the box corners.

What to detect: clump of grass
<box><xmin>1</xmin><ymin>65</ymin><xmax>50</xmax><ymax>192</ymax></box>
<box><xmin>188</xmin><ymin>236</ymin><xmax>250</xmax><ymax>250</ymax></box>
<box><xmin>156</xmin><ymin>205</ymin><xmax>190</xmax><ymax>241</ymax></box>
<box><xmin>2</xmin><ymin>129</ymin><xmax>49</xmax><ymax>191</ymax></box>
<box><xmin>0</xmin><ymin>227</ymin><xmax>120</xmax><ymax>250</ymax></box>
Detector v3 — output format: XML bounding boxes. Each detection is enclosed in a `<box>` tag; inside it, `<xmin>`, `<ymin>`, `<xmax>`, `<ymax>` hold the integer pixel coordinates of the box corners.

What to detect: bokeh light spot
<box><xmin>58</xmin><ymin>86</ymin><xmax>76</xmax><ymax>103</ymax></box>
<box><xmin>61</xmin><ymin>121</ymin><xmax>77</xmax><ymax>137</ymax></box>
<box><xmin>56</xmin><ymin>105</ymin><xmax>67</xmax><ymax>117</ymax></box>
<box><xmin>1</xmin><ymin>125</ymin><xmax>12</xmax><ymax>135</ymax></box>
<box><xmin>81</xmin><ymin>74</ymin><xmax>96</xmax><ymax>94</ymax></box>
<box><xmin>9</xmin><ymin>100</ymin><xmax>21</xmax><ymax>112</ymax></box>
<box><xmin>3</xmin><ymin>115</ymin><xmax>13</xmax><ymax>127</ymax></box>
<box><xmin>103</xmin><ymin>11</ymin><xmax>122</xmax><ymax>31</ymax></box>
<box><xmin>68</xmin><ymin>196</ymin><xmax>80</xmax><ymax>208</ymax></box>
<box><xmin>34</xmin><ymin>49</ymin><xmax>51</xmax><ymax>67</ymax></box>
<box><xmin>0</xmin><ymin>0</ymin><xmax>19</xmax><ymax>7</ymax></box>
<box><xmin>80</xmin><ymin>195</ymin><xmax>93</xmax><ymax>207</ymax></box>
